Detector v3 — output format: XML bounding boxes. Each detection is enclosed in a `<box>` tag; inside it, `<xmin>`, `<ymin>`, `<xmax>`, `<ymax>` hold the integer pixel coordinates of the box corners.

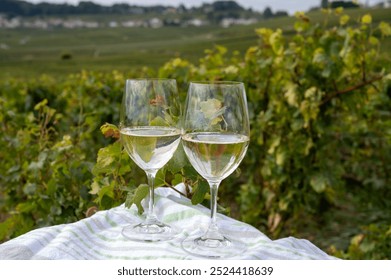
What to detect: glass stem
<box><xmin>145</xmin><ymin>170</ymin><xmax>158</xmax><ymax>224</ymax></box>
<box><xmin>203</xmin><ymin>180</ymin><xmax>224</xmax><ymax>241</ymax></box>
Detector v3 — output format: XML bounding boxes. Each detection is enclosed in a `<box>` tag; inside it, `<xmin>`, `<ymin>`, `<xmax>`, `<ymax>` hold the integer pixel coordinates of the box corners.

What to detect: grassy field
<box><xmin>0</xmin><ymin>7</ymin><xmax>390</xmax><ymax>80</ymax></box>
<box><xmin>0</xmin><ymin>24</ymin><xmax>258</xmax><ymax>79</ymax></box>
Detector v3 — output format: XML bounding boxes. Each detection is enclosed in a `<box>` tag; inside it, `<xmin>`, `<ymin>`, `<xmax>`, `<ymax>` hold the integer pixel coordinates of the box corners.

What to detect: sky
<box><xmin>23</xmin><ymin>0</ymin><xmax>383</xmax><ymax>14</ymax></box>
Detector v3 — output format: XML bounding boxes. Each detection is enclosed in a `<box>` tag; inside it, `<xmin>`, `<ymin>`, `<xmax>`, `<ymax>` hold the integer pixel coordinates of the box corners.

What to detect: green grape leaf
<box><xmin>128</xmin><ymin>136</ymin><xmax>156</xmax><ymax>165</ymax></box>
<box><xmin>183</xmin><ymin>164</ymin><xmax>199</xmax><ymax>182</ymax></box>
<box><xmin>171</xmin><ymin>174</ymin><xmax>183</xmax><ymax>187</ymax></box>
<box><xmin>93</xmin><ymin>142</ymin><xmax>121</xmax><ymax>175</ymax></box>
<box><xmin>191</xmin><ymin>179</ymin><xmax>209</xmax><ymax>205</ymax></box>
<box><xmin>52</xmin><ymin>135</ymin><xmax>72</xmax><ymax>152</ymax></box>
<box><xmin>154</xmin><ymin>168</ymin><xmax>166</xmax><ymax>188</ymax></box>
<box><xmin>150</xmin><ymin>116</ymin><xmax>167</xmax><ymax>126</ymax></box>
<box><xmin>100</xmin><ymin>123</ymin><xmax>120</xmax><ymax>139</ymax></box>
<box><xmin>310</xmin><ymin>174</ymin><xmax>328</xmax><ymax>193</ymax></box>
<box><xmin>23</xmin><ymin>183</ymin><xmax>37</xmax><ymax>196</ymax></box>
<box><xmin>361</xmin><ymin>14</ymin><xmax>372</xmax><ymax>25</ymax></box>
<box><xmin>126</xmin><ymin>184</ymin><xmax>149</xmax><ymax>214</ymax></box>
<box><xmin>46</xmin><ymin>179</ymin><xmax>57</xmax><ymax>196</ymax></box>
<box><xmin>276</xmin><ymin>148</ymin><xmax>286</xmax><ymax>166</ymax></box>
<box><xmin>16</xmin><ymin>201</ymin><xmax>37</xmax><ymax>213</ymax></box>
<box><xmin>284</xmin><ymin>83</ymin><xmax>299</xmax><ymax>107</ymax></box>
<box><xmin>379</xmin><ymin>21</ymin><xmax>391</xmax><ymax>37</ymax></box>
<box><xmin>334</xmin><ymin>7</ymin><xmax>344</xmax><ymax>15</ymax></box>
<box><xmin>89</xmin><ymin>180</ymin><xmax>101</xmax><ymax>195</ymax></box>
<box><xmin>199</xmin><ymin>98</ymin><xmax>226</xmax><ymax>125</ymax></box>
<box><xmin>98</xmin><ymin>184</ymin><xmax>115</xmax><ymax>201</ymax></box>
<box><xmin>33</xmin><ymin>99</ymin><xmax>48</xmax><ymax>111</ymax></box>
<box><xmin>166</xmin><ymin>144</ymin><xmax>187</xmax><ymax>174</ymax></box>
<box><xmin>340</xmin><ymin>14</ymin><xmax>350</xmax><ymax>26</ymax></box>
<box><xmin>93</xmin><ymin>180</ymin><xmax>117</xmax><ymax>209</ymax></box>
<box><xmin>0</xmin><ymin>217</ymin><xmax>17</xmax><ymax>241</ymax></box>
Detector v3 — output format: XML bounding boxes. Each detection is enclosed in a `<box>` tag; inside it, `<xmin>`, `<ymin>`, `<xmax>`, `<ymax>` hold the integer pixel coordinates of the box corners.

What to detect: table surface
<box><xmin>0</xmin><ymin>185</ymin><xmax>336</xmax><ymax>260</ymax></box>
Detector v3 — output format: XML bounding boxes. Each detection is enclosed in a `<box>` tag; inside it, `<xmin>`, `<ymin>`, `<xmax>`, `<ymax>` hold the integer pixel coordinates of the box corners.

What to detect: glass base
<box><xmin>181</xmin><ymin>233</ymin><xmax>246</xmax><ymax>258</ymax></box>
<box><xmin>122</xmin><ymin>220</ymin><xmax>179</xmax><ymax>242</ymax></box>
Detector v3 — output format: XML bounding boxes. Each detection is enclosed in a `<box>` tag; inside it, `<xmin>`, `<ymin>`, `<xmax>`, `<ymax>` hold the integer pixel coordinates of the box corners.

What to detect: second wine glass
<box><xmin>181</xmin><ymin>81</ymin><xmax>250</xmax><ymax>258</ymax></box>
<box><xmin>120</xmin><ymin>78</ymin><xmax>181</xmax><ymax>242</ymax></box>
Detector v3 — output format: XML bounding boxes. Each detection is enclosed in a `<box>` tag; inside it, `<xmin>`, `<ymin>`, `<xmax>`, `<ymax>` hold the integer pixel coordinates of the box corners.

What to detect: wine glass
<box><xmin>181</xmin><ymin>81</ymin><xmax>250</xmax><ymax>258</ymax></box>
<box><xmin>120</xmin><ymin>78</ymin><xmax>181</xmax><ymax>242</ymax></box>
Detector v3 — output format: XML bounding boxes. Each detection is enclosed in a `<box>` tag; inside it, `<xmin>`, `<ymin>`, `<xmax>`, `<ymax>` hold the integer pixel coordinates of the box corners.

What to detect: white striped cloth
<box><xmin>0</xmin><ymin>185</ymin><xmax>336</xmax><ymax>260</ymax></box>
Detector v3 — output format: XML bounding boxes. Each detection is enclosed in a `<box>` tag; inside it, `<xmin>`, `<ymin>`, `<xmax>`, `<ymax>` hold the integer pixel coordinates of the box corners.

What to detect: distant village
<box><xmin>0</xmin><ymin>0</ymin><xmax>262</xmax><ymax>29</ymax></box>
<box><xmin>0</xmin><ymin>0</ymin><xmax>390</xmax><ymax>30</ymax></box>
<box><xmin>0</xmin><ymin>15</ymin><xmax>258</xmax><ymax>29</ymax></box>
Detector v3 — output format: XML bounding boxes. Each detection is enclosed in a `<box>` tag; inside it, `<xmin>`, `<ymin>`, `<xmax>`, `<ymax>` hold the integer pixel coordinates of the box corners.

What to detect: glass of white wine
<box><xmin>181</xmin><ymin>81</ymin><xmax>250</xmax><ymax>258</ymax></box>
<box><xmin>120</xmin><ymin>78</ymin><xmax>181</xmax><ymax>242</ymax></box>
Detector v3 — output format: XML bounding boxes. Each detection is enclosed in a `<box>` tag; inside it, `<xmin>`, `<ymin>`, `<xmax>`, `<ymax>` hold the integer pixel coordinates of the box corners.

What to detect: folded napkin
<box><xmin>0</xmin><ymin>185</ymin><xmax>336</xmax><ymax>260</ymax></box>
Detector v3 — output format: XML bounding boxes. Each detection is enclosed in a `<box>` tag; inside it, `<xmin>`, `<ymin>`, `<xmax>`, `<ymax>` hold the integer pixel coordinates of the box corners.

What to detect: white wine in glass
<box><xmin>120</xmin><ymin>79</ymin><xmax>181</xmax><ymax>242</ymax></box>
<box><xmin>181</xmin><ymin>81</ymin><xmax>250</xmax><ymax>258</ymax></box>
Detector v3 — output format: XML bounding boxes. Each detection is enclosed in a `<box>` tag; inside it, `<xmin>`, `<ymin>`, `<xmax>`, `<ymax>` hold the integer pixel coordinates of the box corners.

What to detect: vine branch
<box><xmin>320</xmin><ymin>75</ymin><xmax>383</xmax><ymax>106</ymax></box>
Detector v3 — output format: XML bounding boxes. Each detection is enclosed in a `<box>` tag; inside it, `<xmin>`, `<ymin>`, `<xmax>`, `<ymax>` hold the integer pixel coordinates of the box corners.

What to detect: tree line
<box><xmin>1</xmin><ymin>0</ymin><xmax>255</xmax><ymax>17</ymax></box>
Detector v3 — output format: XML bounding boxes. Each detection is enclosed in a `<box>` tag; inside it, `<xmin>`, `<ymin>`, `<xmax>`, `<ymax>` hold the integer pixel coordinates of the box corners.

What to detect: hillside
<box><xmin>0</xmin><ymin>6</ymin><xmax>389</xmax><ymax>80</ymax></box>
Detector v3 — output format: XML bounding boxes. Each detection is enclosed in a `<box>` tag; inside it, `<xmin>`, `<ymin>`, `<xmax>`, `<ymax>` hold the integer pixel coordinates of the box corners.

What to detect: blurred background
<box><xmin>0</xmin><ymin>0</ymin><xmax>390</xmax><ymax>259</ymax></box>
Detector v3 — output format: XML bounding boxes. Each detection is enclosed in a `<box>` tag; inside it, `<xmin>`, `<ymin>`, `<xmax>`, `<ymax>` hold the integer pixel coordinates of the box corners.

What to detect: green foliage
<box><xmin>331</xmin><ymin>223</ymin><xmax>391</xmax><ymax>259</ymax></box>
<box><xmin>0</xmin><ymin>88</ymin><xmax>91</xmax><ymax>240</ymax></box>
<box><xmin>0</xmin><ymin>71</ymin><xmax>129</xmax><ymax>240</ymax></box>
<box><xmin>160</xmin><ymin>9</ymin><xmax>391</xmax><ymax>258</ymax></box>
<box><xmin>0</xmin><ymin>9</ymin><xmax>390</xmax><ymax>259</ymax></box>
